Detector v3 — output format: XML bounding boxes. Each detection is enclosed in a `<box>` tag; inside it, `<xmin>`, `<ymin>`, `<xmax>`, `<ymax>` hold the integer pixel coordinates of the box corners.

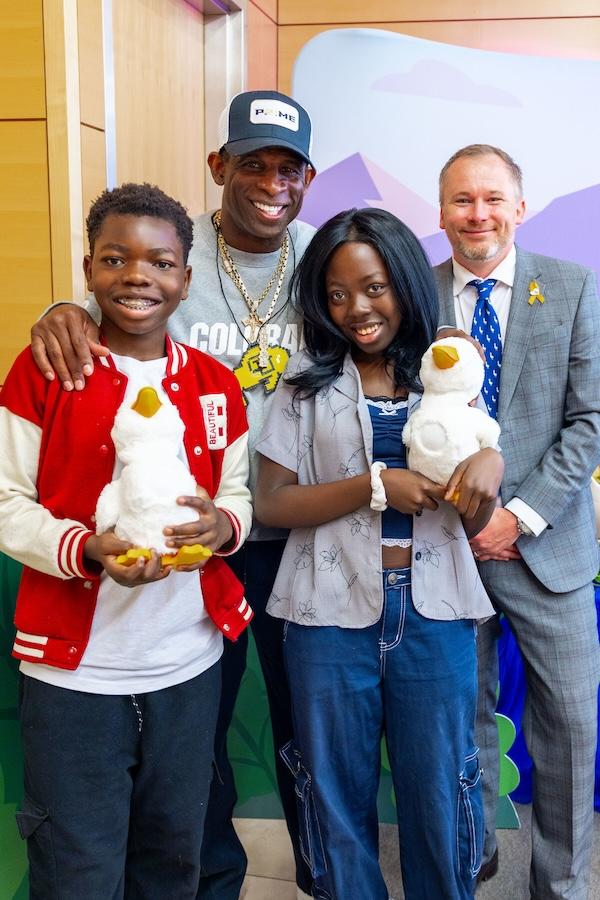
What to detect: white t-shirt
<box><xmin>21</xmin><ymin>353</ymin><xmax>222</xmax><ymax>694</ymax></box>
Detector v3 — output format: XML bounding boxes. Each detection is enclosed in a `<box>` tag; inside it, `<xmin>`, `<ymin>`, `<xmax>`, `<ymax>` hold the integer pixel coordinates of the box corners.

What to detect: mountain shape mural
<box><xmin>300</xmin><ymin>154</ymin><xmax>600</xmax><ymax>280</ymax></box>
<box><xmin>300</xmin><ymin>153</ymin><xmax>438</xmax><ymax>238</ymax></box>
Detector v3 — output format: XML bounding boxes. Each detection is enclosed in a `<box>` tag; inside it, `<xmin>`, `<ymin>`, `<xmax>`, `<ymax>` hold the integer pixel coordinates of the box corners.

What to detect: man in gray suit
<box><xmin>435</xmin><ymin>144</ymin><xmax>600</xmax><ymax>900</ymax></box>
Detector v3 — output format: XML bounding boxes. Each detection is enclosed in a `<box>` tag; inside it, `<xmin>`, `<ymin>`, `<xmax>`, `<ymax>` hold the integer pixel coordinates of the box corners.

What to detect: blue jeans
<box><xmin>283</xmin><ymin>568</ymin><xmax>482</xmax><ymax>900</ymax></box>
<box><xmin>18</xmin><ymin>665</ymin><xmax>220</xmax><ymax>900</ymax></box>
<box><xmin>198</xmin><ymin>540</ymin><xmax>312</xmax><ymax>899</ymax></box>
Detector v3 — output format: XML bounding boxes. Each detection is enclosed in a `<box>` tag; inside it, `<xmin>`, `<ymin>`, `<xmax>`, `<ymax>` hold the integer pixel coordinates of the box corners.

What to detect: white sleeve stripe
<box><xmin>69</xmin><ymin>530</ymin><xmax>89</xmax><ymax>577</ymax></box>
<box><xmin>13</xmin><ymin>642</ymin><xmax>45</xmax><ymax>659</ymax></box>
<box><xmin>59</xmin><ymin>528</ymin><xmax>90</xmax><ymax>577</ymax></box>
<box><xmin>227</xmin><ymin>510</ymin><xmax>241</xmax><ymax>543</ymax></box>
<box><xmin>58</xmin><ymin>526</ymin><xmax>80</xmax><ymax>575</ymax></box>
<box><xmin>214</xmin><ymin>509</ymin><xmax>242</xmax><ymax>557</ymax></box>
<box><xmin>16</xmin><ymin>630</ymin><xmax>49</xmax><ymax>645</ymax></box>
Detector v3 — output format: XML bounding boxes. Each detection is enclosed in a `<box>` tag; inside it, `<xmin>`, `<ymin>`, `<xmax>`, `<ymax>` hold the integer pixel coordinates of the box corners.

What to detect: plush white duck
<box><xmin>402</xmin><ymin>337</ymin><xmax>501</xmax><ymax>485</ymax></box>
<box><xmin>95</xmin><ymin>386</ymin><xmax>211</xmax><ymax>567</ymax></box>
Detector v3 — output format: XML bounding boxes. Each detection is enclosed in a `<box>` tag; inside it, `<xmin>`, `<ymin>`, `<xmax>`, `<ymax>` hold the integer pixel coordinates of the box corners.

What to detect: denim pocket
<box><xmin>280</xmin><ymin>740</ymin><xmax>327</xmax><ymax>878</ymax></box>
<box><xmin>456</xmin><ymin>750</ymin><xmax>483</xmax><ymax>880</ymax></box>
<box><xmin>15</xmin><ymin>795</ymin><xmax>49</xmax><ymax>841</ymax></box>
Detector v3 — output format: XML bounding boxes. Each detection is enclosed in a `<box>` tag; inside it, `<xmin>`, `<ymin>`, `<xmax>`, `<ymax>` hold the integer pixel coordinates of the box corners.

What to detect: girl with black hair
<box><xmin>255</xmin><ymin>208</ymin><xmax>503</xmax><ymax>900</ymax></box>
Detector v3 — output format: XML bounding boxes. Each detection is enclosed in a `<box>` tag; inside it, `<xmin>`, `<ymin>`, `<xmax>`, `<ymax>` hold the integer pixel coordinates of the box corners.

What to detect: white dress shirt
<box><xmin>450</xmin><ymin>246</ymin><xmax>548</xmax><ymax>537</ymax></box>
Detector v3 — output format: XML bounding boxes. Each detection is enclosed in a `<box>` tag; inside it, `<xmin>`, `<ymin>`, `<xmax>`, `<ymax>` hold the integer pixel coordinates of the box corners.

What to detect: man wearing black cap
<box><xmin>30</xmin><ymin>90</ymin><xmax>316</xmax><ymax>900</ymax></box>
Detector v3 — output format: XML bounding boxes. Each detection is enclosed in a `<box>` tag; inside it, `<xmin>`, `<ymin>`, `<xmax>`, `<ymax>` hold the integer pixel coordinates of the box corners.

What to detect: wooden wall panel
<box><xmin>252</xmin><ymin>0</ymin><xmax>277</xmax><ymax>22</ymax></box>
<box><xmin>113</xmin><ymin>0</ymin><xmax>205</xmax><ymax>216</ymax></box>
<box><xmin>278</xmin><ymin>0</ymin><xmax>600</xmax><ymax>25</ymax></box>
<box><xmin>248</xmin><ymin>2</ymin><xmax>278</xmax><ymax>90</ymax></box>
<box><xmin>44</xmin><ymin>0</ymin><xmax>85</xmax><ymax>303</ymax></box>
<box><xmin>81</xmin><ymin>124</ymin><xmax>107</xmax><ymax>253</ymax></box>
<box><xmin>0</xmin><ymin>121</ymin><xmax>52</xmax><ymax>381</ymax></box>
<box><xmin>279</xmin><ymin>18</ymin><xmax>600</xmax><ymax>95</ymax></box>
<box><xmin>77</xmin><ymin>0</ymin><xmax>105</xmax><ymax>130</ymax></box>
<box><xmin>78</xmin><ymin>0</ymin><xmax>107</xmax><ymax>252</ymax></box>
<box><xmin>0</xmin><ymin>0</ymin><xmax>46</xmax><ymax>119</ymax></box>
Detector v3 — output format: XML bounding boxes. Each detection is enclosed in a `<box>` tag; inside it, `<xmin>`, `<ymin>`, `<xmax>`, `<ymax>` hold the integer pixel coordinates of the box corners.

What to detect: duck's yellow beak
<box><xmin>432</xmin><ymin>345</ymin><xmax>459</xmax><ymax>370</ymax></box>
<box><xmin>131</xmin><ymin>387</ymin><xmax>162</xmax><ymax>418</ymax></box>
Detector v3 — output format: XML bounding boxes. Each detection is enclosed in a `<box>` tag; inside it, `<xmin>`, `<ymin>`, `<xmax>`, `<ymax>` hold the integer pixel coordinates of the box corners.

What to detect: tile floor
<box><xmin>236</xmin><ymin>807</ymin><xmax>600</xmax><ymax>899</ymax></box>
<box><xmin>237</xmin><ymin>817</ymin><xmax>298</xmax><ymax>899</ymax></box>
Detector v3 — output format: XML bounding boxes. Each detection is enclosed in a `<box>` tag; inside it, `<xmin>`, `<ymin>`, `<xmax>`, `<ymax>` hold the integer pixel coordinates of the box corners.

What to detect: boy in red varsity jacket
<box><xmin>0</xmin><ymin>183</ymin><xmax>252</xmax><ymax>898</ymax></box>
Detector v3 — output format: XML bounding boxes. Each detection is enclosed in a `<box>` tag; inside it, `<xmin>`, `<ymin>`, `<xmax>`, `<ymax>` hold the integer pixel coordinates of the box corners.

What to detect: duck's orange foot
<box><xmin>161</xmin><ymin>544</ymin><xmax>213</xmax><ymax>568</ymax></box>
<box><xmin>115</xmin><ymin>547</ymin><xmax>153</xmax><ymax>566</ymax></box>
<box><xmin>115</xmin><ymin>544</ymin><xmax>213</xmax><ymax>568</ymax></box>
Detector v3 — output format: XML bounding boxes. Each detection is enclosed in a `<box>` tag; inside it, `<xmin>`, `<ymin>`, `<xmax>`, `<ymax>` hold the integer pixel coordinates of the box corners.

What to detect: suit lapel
<box><xmin>497</xmin><ymin>247</ymin><xmax>541</xmax><ymax>422</ymax></box>
<box><xmin>435</xmin><ymin>260</ymin><xmax>456</xmax><ymax>327</ymax></box>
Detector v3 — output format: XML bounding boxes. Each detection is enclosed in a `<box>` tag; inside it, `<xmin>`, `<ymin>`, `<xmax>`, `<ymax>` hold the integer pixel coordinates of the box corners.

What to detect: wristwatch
<box><xmin>516</xmin><ymin>517</ymin><xmax>534</xmax><ymax>536</ymax></box>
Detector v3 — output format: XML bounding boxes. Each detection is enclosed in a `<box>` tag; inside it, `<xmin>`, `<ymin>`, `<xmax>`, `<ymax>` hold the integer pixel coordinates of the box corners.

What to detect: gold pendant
<box><xmin>241</xmin><ymin>313</ymin><xmax>261</xmax><ymax>343</ymax></box>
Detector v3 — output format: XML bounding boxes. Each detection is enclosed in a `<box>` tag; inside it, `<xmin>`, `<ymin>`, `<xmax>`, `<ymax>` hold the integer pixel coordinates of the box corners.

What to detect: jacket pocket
<box><xmin>456</xmin><ymin>750</ymin><xmax>484</xmax><ymax>880</ymax></box>
<box><xmin>280</xmin><ymin>740</ymin><xmax>328</xmax><ymax>879</ymax></box>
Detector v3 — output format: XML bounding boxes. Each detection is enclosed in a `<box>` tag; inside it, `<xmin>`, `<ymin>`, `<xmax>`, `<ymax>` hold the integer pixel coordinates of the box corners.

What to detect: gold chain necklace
<box><xmin>213</xmin><ymin>210</ymin><xmax>289</xmax><ymax>368</ymax></box>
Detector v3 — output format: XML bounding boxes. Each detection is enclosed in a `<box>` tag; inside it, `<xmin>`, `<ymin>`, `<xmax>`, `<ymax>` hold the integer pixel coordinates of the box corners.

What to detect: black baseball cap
<box><xmin>218</xmin><ymin>90</ymin><xmax>313</xmax><ymax>167</ymax></box>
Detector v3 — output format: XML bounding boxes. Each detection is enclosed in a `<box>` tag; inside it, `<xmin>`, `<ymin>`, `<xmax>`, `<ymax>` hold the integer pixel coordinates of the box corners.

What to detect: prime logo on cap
<box><xmin>250</xmin><ymin>99</ymin><xmax>299</xmax><ymax>132</ymax></box>
<box><xmin>218</xmin><ymin>90</ymin><xmax>313</xmax><ymax>166</ymax></box>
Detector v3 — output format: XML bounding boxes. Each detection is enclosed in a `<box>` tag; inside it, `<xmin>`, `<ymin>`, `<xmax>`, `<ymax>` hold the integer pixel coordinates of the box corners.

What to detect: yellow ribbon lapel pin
<box><xmin>528</xmin><ymin>280</ymin><xmax>545</xmax><ymax>305</ymax></box>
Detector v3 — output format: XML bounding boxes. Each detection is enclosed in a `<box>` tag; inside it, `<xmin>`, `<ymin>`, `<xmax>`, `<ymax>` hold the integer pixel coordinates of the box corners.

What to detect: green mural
<box><xmin>495</xmin><ymin>712</ymin><xmax>521</xmax><ymax>829</ymax></box>
<box><xmin>0</xmin><ymin>555</ymin><xmax>28</xmax><ymax>899</ymax></box>
<box><xmin>228</xmin><ymin>636</ymin><xmax>283</xmax><ymax>818</ymax></box>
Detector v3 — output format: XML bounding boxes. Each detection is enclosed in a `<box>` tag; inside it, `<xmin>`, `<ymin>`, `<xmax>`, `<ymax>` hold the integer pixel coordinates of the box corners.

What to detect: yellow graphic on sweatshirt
<box><xmin>234</xmin><ymin>344</ymin><xmax>289</xmax><ymax>403</ymax></box>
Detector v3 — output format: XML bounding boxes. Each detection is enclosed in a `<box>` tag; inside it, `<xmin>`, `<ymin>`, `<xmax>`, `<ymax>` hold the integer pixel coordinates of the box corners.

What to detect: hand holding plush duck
<box><xmin>95</xmin><ymin>387</ymin><xmax>211</xmax><ymax>568</ymax></box>
<box><xmin>402</xmin><ymin>337</ymin><xmax>501</xmax><ymax>486</ymax></box>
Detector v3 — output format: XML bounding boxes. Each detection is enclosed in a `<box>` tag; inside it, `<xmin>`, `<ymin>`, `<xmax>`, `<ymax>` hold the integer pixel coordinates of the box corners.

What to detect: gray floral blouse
<box><xmin>255</xmin><ymin>350</ymin><xmax>494</xmax><ymax>627</ymax></box>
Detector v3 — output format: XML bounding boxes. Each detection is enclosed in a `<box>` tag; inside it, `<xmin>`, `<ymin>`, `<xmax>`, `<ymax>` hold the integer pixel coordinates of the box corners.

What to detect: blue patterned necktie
<box><xmin>468</xmin><ymin>278</ymin><xmax>502</xmax><ymax>418</ymax></box>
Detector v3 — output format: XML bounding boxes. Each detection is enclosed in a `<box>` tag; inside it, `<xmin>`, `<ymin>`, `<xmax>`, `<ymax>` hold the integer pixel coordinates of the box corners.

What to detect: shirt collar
<box><xmin>98</xmin><ymin>334</ymin><xmax>188</xmax><ymax>376</ymax></box>
<box><xmin>452</xmin><ymin>245</ymin><xmax>517</xmax><ymax>294</ymax></box>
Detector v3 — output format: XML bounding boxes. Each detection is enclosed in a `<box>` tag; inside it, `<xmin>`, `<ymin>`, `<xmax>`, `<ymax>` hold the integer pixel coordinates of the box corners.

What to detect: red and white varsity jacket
<box><xmin>0</xmin><ymin>337</ymin><xmax>253</xmax><ymax>669</ymax></box>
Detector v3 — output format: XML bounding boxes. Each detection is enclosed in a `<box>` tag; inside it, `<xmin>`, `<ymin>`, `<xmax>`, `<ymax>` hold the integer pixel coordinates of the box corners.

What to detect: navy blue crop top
<box><xmin>366</xmin><ymin>396</ymin><xmax>413</xmax><ymax>546</ymax></box>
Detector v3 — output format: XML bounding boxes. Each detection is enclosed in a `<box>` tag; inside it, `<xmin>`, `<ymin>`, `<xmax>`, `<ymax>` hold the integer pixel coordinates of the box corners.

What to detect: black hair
<box><xmin>86</xmin><ymin>182</ymin><xmax>194</xmax><ymax>262</ymax></box>
<box><xmin>287</xmin><ymin>208</ymin><xmax>439</xmax><ymax>395</ymax></box>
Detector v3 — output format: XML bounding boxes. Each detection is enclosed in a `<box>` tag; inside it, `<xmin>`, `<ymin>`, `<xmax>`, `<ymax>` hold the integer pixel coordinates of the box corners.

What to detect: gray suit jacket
<box><xmin>435</xmin><ymin>246</ymin><xmax>600</xmax><ymax>593</ymax></box>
